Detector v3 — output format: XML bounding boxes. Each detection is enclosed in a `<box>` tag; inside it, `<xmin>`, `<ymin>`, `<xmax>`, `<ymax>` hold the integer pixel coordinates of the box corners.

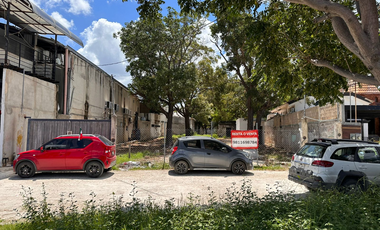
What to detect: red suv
<box><xmin>13</xmin><ymin>134</ymin><xmax>116</xmax><ymax>178</ymax></box>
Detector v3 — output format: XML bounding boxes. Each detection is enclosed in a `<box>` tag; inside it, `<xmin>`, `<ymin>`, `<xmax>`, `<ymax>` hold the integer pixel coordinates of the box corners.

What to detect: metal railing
<box><xmin>0</xmin><ymin>35</ymin><xmax>59</xmax><ymax>80</ymax></box>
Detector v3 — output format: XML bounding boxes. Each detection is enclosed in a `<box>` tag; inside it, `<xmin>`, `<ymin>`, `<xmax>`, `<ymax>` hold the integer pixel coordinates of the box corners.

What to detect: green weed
<box><xmin>9</xmin><ymin>180</ymin><xmax>380</xmax><ymax>229</ymax></box>
<box><xmin>253</xmin><ymin>165</ymin><xmax>288</xmax><ymax>171</ymax></box>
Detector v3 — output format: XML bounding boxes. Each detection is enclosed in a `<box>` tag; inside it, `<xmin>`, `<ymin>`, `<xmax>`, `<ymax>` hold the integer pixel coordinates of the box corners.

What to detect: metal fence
<box><xmin>27</xmin><ymin>119</ymin><xmax>111</xmax><ymax>150</ymax></box>
<box><xmin>115</xmin><ymin>128</ymin><xmax>300</xmax><ymax>164</ymax></box>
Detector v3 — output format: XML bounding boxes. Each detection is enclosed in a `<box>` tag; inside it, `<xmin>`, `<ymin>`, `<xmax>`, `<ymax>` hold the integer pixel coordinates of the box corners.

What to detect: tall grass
<box><xmin>3</xmin><ymin>180</ymin><xmax>380</xmax><ymax>229</ymax></box>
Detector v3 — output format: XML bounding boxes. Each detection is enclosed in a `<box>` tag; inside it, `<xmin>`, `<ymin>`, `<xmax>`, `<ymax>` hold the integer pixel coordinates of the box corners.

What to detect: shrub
<box><xmin>11</xmin><ymin>180</ymin><xmax>380</xmax><ymax>229</ymax></box>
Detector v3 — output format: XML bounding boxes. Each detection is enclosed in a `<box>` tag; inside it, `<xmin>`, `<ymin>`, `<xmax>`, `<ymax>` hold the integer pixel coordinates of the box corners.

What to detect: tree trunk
<box><xmin>247</xmin><ymin>95</ymin><xmax>254</xmax><ymax>130</ymax></box>
<box><xmin>165</xmin><ymin>104</ymin><xmax>174</xmax><ymax>147</ymax></box>
<box><xmin>184</xmin><ymin>111</ymin><xmax>191</xmax><ymax>136</ymax></box>
<box><xmin>255</xmin><ymin>111</ymin><xmax>263</xmax><ymax>130</ymax></box>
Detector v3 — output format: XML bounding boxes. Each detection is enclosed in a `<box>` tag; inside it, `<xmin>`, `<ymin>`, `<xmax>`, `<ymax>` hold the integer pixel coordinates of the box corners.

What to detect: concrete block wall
<box><xmin>319</xmin><ymin>104</ymin><xmax>339</xmax><ymax>121</ymax></box>
<box><xmin>263</xmin><ymin>103</ymin><xmax>342</xmax><ymax>150</ymax></box>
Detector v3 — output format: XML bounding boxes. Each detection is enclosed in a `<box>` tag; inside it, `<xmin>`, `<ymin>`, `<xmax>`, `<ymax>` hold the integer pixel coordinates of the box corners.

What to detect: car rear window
<box><xmin>296</xmin><ymin>144</ymin><xmax>326</xmax><ymax>158</ymax></box>
<box><xmin>183</xmin><ymin>140</ymin><xmax>201</xmax><ymax>148</ymax></box>
<box><xmin>96</xmin><ymin>135</ymin><xmax>114</xmax><ymax>146</ymax></box>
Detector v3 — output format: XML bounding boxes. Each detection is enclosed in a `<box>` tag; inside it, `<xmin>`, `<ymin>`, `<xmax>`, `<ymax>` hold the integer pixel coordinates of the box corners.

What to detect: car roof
<box><xmin>56</xmin><ymin>134</ymin><xmax>98</xmax><ymax>139</ymax></box>
<box><xmin>178</xmin><ymin>136</ymin><xmax>215</xmax><ymax>141</ymax></box>
<box><xmin>306</xmin><ymin>138</ymin><xmax>379</xmax><ymax>147</ymax></box>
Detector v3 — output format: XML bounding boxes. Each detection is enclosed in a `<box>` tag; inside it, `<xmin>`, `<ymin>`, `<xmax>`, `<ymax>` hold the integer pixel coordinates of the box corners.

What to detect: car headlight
<box><xmin>14</xmin><ymin>154</ymin><xmax>20</xmax><ymax>161</ymax></box>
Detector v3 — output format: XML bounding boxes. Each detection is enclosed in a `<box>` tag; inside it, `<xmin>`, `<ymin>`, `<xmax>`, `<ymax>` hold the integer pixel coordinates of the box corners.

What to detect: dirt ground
<box><xmin>0</xmin><ymin>164</ymin><xmax>308</xmax><ymax>223</ymax></box>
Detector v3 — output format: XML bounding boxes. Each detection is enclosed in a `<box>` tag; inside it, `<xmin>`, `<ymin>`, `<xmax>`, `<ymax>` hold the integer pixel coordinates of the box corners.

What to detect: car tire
<box><xmin>174</xmin><ymin>160</ymin><xmax>189</xmax><ymax>174</ymax></box>
<box><xmin>342</xmin><ymin>178</ymin><xmax>364</xmax><ymax>193</ymax></box>
<box><xmin>17</xmin><ymin>161</ymin><xmax>35</xmax><ymax>178</ymax></box>
<box><xmin>231</xmin><ymin>161</ymin><xmax>246</xmax><ymax>175</ymax></box>
<box><xmin>85</xmin><ymin>161</ymin><xmax>104</xmax><ymax>178</ymax></box>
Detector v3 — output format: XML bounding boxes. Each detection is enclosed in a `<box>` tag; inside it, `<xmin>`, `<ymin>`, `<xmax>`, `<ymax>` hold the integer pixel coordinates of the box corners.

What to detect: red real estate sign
<box><xmin>231</xmin><ymin>130</ymin><xmax>259</xmax><ymax>149</ymax></box>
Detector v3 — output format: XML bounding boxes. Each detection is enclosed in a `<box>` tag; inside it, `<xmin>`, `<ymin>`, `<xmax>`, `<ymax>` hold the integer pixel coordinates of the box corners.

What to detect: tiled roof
<box><xmin>346</xmin><ymin>80</ymin><xmax>380</xmax><ymax>94</ymax></box>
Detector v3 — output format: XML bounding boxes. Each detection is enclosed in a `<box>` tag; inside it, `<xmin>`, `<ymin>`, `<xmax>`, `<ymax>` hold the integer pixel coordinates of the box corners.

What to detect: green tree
<box><xmin>209</xmin><ymin>8</ymin><xmax>291</xmax><ymax>129</ymax></box>
<box><xmin>115</xmin><ymin>7</ymin><xmax>211</xmax><ymax>143</ymax></box>
<box><xmin>196</xmin><ymin>60</ymin><xmax>236</xmax><ymax>122</ymax></box>
<box><xmin>175</xmin><ymin>58</ymin><xmax>234</xmax><ymax>134</ymax></box>
<box><xmin>137</xmin><ymin>0</ymin><xmax>380</xmax><ymax>85</ymax></box>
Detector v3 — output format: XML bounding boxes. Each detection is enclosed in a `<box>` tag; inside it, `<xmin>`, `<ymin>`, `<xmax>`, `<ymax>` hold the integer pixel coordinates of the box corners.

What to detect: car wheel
<box><xmin>85</xmin><ymin>161</ymin><xmax>104</xmax><ymax>178</ymax></box>
<box><xmin>174</xmin><ymin>160</ymin><xmax>189</xmax><ymax>174</ymax></box>
<box><xmin>231</xmin><ymin>161</ymin><xmax>246</xmax><ymax>175</ymax></box>
<box><xmin>342</xmin><ymin>178</ymin><xmax>364</xmax><ymax>193</ymax></box>
<box><xmin>17</xmin><ymin>161</ymin><xmax>35</xmax><ymax>178</ymax></box>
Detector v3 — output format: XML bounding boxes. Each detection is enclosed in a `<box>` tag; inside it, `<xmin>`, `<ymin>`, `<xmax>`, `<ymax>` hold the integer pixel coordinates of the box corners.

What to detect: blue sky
<box><xmin>29</xmin><ymin>0</ymin><xmax>215</xmax><ymax>86</ymax></box>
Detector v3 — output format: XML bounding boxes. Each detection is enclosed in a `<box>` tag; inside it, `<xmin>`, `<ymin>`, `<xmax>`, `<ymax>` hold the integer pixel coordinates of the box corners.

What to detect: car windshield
<box><xmin>296</xmin><ymin>144</ymin><xmax>326</xmax><ymax>158</ymax></box>
<box><xmin>96</xmin><ymin>135</ymin><xmax>114</xmax><ymax>146</ymax></box>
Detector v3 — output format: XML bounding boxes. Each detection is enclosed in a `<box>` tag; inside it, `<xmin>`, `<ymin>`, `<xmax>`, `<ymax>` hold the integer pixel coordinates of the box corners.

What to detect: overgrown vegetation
<box><xmin>253</xmin><ymin>165</ymin><xmax>288</xmax><ymax>171</ymax></box>
<box><xmin>2</xmin><ymin>180</ymin><xmax>380</xmax><ymax>229</ymax></box>
<box><xmin>113</xmin><ymin>151</ymin><xmax>168</xmax><ymax>170</ymax></box>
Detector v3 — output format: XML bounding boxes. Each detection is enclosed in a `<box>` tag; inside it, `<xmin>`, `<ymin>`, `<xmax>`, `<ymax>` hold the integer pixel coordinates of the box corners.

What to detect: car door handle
<box><xmin>207</xmin><ymin>153</ymin><xmax>211</xmax><ymax>155</ymax></box>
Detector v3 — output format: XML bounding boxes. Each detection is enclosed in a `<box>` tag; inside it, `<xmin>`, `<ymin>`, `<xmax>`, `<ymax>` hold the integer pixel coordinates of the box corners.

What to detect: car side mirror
<box><xmin>40</xmin><ymin>146</ymin><xmax>44</xmax><ymax>152</ymax></box>
<box><xmin>221</xmin><ymin>147</ymin><xmax>227</xmax><ymax>152</ymax></box>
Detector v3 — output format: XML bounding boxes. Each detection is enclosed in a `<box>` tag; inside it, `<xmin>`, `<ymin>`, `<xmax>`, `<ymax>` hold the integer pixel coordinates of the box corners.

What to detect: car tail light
<box><xmin>105</xmin><ymin>149</ymin><xmax>114</xmax><ymax>157</ymax></box>
<box><xmin>291</xmin><ymin>155</ymin><xmax>294</xmax><ymax>161</ymax></box>
<box><xmin>171</xmin><ymin>146</ymin><xmax>178</xmax><ymax>155</ymax></box>
<box><xmin>312</xmin><ymin>160</ymin><xmax>334</xmax><ymax>167</ymax></box>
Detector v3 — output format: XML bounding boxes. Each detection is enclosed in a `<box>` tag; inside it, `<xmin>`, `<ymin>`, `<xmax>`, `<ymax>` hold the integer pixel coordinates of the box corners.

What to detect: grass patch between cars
<box><xmin>113</xmin><ymin>152</ymin><xmax>169</xmax><ymax>171</ymax></box>
<box><xmin>253</xmin><ymin>165</ymin><xmax>289</xmax><ymax>171</ymax></box>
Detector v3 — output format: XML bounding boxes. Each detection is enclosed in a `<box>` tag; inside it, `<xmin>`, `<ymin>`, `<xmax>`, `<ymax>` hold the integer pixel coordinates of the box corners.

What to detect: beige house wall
<box><xmin>1</xmin><ymin>69</ymin><xmax>57</xmax><ymax>160</ymax></box>
<box><xmin>66</xmin><ymin>52</ymin><xmax>140</xmax><ymax>143</ymax></box>
<box><xmin>67</xmin><ymin>53</ymin><xmax>112</xmax><ymax>120</ymax></box>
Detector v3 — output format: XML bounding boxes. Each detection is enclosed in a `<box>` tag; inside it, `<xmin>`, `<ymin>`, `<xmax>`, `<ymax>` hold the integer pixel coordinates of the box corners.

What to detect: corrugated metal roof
<box><xmin>0</xmin><ymin>0</ymin><xmax>83</xmax><ymax>47</ymax></box>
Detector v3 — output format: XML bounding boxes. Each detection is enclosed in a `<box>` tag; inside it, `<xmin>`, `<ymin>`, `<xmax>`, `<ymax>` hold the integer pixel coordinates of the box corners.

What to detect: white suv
<box><xmin>288</xmin><ymin>138</ymin><xmax>380</xmax><ymax>191</ymax></box>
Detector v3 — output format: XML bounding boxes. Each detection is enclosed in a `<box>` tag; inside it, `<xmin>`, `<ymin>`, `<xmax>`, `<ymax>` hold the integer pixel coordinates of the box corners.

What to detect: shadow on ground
<box><xmin>7</xmin><ymin>171</ymin><xmax>115</xmax><ymax>181</ymax></box>
<box><xmin>168</xmin><ymin>169</ymin><xmax>254</xmax><ymax>177</ymax></box>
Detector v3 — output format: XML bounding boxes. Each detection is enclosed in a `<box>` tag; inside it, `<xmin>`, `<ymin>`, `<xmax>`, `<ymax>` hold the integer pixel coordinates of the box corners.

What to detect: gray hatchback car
<box><xmin>169</xmin><ymin>136</ymin><xmax>253</xmax><ymax>174</ymax></box>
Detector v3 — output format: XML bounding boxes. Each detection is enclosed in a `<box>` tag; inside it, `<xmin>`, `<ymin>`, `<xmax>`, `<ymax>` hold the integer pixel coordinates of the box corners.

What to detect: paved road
<box><xmin>0</xmin><ymin>168</ymin><xmax>308</xmax><ymax>222</ymax></box>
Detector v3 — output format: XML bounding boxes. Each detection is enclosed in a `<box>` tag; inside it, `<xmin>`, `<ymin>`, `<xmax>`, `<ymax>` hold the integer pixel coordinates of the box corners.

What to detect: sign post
<box><xmin>231</xmin><ymin>130</ymin><xmax>259</xmax><ymax>163</ymax></box>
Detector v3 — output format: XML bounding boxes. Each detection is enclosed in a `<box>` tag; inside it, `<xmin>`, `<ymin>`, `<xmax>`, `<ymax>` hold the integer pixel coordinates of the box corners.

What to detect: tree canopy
<box><xmin>136</xmin><ymin>0</ymin><xmax>380</xmax><ymax>86</ymax></box>
<box><xmin>115</xmin><ymin>7</ymin><xmax>211</xmax><ymax>142</ymax></box>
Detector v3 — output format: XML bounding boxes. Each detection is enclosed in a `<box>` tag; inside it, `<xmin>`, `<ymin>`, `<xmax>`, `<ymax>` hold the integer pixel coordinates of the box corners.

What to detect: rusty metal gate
<box><xmin>27</xmin><ymin>119</ymin><xmax>111</xmax><ymax>150</ymax></box>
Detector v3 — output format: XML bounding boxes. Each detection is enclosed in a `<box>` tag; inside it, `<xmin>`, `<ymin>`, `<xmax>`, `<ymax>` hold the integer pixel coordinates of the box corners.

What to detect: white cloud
<box><xmin>78</xmin><ymin>18</ymin><xmax>131</xmax><ymax>86</ymax></box>
<box><xmin>67</xmin><ymin>0</ymin><xmax>92</xmax><ymax>15</ymax></box>
<box><xmin>29</xmin><ymin>0</ymin><xmax>42</xmax><ymax>6</ymax></box>
<box><xmin>45</xmin><ymin>0</ymin><xmax>63</xmax><ymax>9</ymax></box>
<box><xmin>51</xmin><ymin>12</ymin><xmax>74</xmax><ymax>29</ymax></box>
<box><xmin>31</xmin><ymin>0</ymin><xmax>92</xmax><ymax>16</ymax></box>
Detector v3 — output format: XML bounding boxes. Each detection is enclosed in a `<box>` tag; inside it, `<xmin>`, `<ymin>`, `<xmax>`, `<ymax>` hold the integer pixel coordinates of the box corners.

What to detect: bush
<box><xmin>10</xmin><ymin>180</ymin><xmax>380</xmax><ymax>229</ymax></box>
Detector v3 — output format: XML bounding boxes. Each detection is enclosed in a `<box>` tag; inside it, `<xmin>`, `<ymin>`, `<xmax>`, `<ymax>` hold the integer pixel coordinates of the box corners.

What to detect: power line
<box><xmin>98</xmin><ymin>60</ymin><xmax>128</xmax><ymax>66</ymax></box>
